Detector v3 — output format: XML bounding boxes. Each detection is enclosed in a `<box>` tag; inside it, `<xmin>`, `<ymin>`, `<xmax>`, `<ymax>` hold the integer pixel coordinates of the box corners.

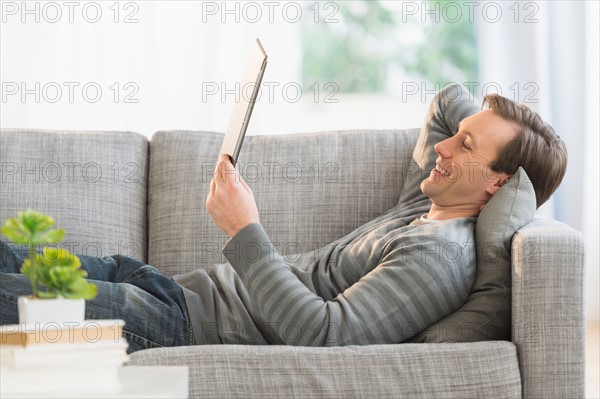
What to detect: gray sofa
<box><xmin>0</xmin><ymin>128</ymin><xmax>584</xmax><ymax>398</ymax></box>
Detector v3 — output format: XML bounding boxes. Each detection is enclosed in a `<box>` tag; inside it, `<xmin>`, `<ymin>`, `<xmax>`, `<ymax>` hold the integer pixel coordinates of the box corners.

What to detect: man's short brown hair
<box><xmin>482</xmin><ymin>94</ymin><xmax>568</xmax><ymax>208</ymax></box>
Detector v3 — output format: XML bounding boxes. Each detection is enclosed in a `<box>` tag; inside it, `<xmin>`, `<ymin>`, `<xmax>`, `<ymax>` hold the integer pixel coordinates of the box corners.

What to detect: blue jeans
<box><xmin>0</xmin><ymin>240</ymin><xmax>195</xmax><ymax>353</ymax></box>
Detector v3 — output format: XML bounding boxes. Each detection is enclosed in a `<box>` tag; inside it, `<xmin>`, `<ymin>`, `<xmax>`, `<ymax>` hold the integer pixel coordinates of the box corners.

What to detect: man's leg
<box><xmin>1</xmin><ymin>239</ymin><xmax>150</xmax><ymax>282</ymax></box>
<box><xmin>0</xmin><ymin>240</ymin><xmax>195</xmax><ymax>353</ymax></box>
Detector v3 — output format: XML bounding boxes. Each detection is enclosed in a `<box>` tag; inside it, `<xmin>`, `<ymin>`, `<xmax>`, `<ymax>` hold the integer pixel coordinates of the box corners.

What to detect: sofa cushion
<box><xmin>0</xmin><ymin>129</ymin><xmax>148</xmax><ymax>261</ymax></box>
<box><xmin>147</xmin><ymin>129</ymin><xmax>419</xmax><ymax>277</ymax></box>
<box><xmin>128</xmin><ymin>341</ymin><xmax>521</xmax><ymax>398</ymax></box>
<box><xmin>408</xmin><ymin>167</ymin><xmax>536</xmax><ymax>342</ymax></box>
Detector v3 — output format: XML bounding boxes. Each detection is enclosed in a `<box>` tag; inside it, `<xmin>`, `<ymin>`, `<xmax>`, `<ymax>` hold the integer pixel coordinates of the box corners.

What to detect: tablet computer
<box><xmin>219</xmin><ymin>38</ymin><xmax>268</xmax><ymax>165</ymax></box>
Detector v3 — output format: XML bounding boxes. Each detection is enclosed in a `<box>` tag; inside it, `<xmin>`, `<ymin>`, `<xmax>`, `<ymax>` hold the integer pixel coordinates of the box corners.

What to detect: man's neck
<box><xmin>426</xmin><ymin>204</ymin><xmax>480</xmax><ymax>221</ymax></box>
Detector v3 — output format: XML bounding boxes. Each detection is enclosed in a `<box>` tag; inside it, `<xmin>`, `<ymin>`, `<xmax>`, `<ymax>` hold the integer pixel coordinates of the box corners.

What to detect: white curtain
<box><xmin>0</xmin><ymin>1</ymin><xmax>303</xmax><ymax>136</ymax></box>
<box><xmin>0</xmin><ymin>1</ymin><xmax>430</xmax><ymax>136</ymax></box>
<box><xmin>583</xmin><ymin>1</ymin><xmax>600</xmax><ymax>324</ymax></box>
<box><xmin>477</xmin><ymin>0</ymin><xmax>599</xmax><ymax>322</ymax></box>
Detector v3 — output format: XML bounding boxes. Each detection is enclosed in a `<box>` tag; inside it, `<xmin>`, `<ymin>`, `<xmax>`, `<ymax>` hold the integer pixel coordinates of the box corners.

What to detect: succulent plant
<box><xmin>1</xmin><ymin>210</ymin><xmax>97</xmax><ymax>300</ymax></box>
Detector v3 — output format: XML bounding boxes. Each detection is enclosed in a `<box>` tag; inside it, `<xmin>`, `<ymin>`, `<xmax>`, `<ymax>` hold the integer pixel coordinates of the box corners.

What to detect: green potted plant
<box><xmin>1</xmin><ymin>210</ymin><xmax>97</xmax><ymax>324</ymax></box>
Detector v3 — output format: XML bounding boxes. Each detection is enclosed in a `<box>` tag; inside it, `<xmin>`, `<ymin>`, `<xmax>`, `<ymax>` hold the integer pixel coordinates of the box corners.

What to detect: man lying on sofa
<box><xmin>0</xmin><ymin>84</ymin><xmax>567</xmax><ymax>353</ymax></box>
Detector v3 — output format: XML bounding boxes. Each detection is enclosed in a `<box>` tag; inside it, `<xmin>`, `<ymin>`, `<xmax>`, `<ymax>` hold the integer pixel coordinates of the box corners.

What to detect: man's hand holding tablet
<box><xmin>206</xmin><ymin>154</ymin><xmax>259</xmax><ymax>238</ymax></box>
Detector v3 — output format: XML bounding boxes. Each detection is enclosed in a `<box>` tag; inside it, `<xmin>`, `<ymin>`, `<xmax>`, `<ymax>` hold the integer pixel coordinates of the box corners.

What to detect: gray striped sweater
<box><xmin>174</xmin><ymin>83</ymin><xmax>481</xmax><ymax>346</ymax></box>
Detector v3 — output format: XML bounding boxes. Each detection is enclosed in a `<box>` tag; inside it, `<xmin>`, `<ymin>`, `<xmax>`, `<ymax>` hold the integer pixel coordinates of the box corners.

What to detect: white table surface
<box><xmin>0</xmin><ymin>366</ymin><xmax>189</xmax><ymax>398</ymax></box>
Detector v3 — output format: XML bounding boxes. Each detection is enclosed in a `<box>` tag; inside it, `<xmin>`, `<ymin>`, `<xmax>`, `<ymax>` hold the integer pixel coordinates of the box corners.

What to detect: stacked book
<box><xmin>0</xmin><ymin>320</ymin><xmax>129</xmax><ymax>397</ymax></box>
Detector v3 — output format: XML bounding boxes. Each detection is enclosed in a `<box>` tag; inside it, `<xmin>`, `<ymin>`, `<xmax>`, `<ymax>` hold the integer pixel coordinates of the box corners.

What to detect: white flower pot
<box><xmin>18</xmin><ymin>296</ymin><xmax>85</xmax><ymax>324</ymax></box>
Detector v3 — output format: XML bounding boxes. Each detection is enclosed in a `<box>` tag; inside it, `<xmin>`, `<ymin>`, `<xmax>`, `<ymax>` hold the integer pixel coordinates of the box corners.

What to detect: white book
<box><xmin>0</xmin><ymin>343</ymin><xmax>129</xmax><ymax>369</ymax></box>
<box><xmin>2</xmin><ymin>339</ymin><xmax>128</xmax><ymax>353</ymax></box>
<box><xmin>1</xmin><ymin>320</ymin><xmax>125</xmax><ymax>346</ymax></box>
<box><xmin>1</xmin><ymin>340</ymin><xmax>129</xmax><ymax>369</ymax></box>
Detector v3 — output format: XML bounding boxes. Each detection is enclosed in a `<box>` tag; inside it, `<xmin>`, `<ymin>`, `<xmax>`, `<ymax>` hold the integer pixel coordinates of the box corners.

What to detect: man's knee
<box><xmin>111</xmin><ymin>255</ymin><xmax>160</xmax><ymax>283</ymax></box>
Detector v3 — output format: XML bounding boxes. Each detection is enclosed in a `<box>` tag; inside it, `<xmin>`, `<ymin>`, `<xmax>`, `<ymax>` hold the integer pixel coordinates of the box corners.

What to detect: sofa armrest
<box><xmin>511</xmin><ymin>217</ymin><xmax>585</xmax><ymax>399</ymax></box>
<box><xmin>127</xmin><ymin>342</ymin><xmax>520</xmax><ymax>398</ymax></box>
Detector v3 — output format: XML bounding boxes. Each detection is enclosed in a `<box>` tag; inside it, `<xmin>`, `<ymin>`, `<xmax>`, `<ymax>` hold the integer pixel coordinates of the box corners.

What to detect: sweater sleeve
<box><xmin>223</xmin><ymin>223</ymin><xmax>474</xmax><ymax>346</ymax></box>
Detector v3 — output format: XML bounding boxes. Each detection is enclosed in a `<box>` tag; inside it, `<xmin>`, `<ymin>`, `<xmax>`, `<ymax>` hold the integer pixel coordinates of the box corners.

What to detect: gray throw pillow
<box><xmin>407</xmin><ymin>166</ymin><xmax>536</xmax><ymax>342</ymax></box>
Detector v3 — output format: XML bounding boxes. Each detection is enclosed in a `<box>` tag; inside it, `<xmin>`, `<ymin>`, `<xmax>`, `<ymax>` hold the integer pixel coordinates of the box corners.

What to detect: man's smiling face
<box><xmin>420</xmin><ymin>109</ymin><xmax>519</xmax><ymax>218</ymax></box>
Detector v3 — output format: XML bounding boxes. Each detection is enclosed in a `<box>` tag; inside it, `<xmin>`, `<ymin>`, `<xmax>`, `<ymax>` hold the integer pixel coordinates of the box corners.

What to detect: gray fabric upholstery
<box><xmin>127</xmin><ymin>341</ymin><xmax>521</xmax><ymax>398</ymax></box>
<box><xmin>0</xmin><ymin>129</ymin><xmax>148</xmax><ymax>261</ymax></box>
<box><xmin>0</xmin><ymin>128</ymin><xmax>585</xmax><ymax>398</ymax></box>
<box><xmin>512</xmin><ymin>217</ymin><xmax>585</xmax><ymax>399</ymax></box>
<box><xmin>147</xmin><ymin>129</ymin><xmax>419</xmax><ymax>277</ymax></box>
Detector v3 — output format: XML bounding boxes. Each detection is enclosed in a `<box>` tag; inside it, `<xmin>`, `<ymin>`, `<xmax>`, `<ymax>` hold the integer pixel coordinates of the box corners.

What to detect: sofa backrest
<box><xmin>147</xmin><ymin>129</ymin><xmax>420</xmax><ymax>276</ymax></box>
<box><xmin>1</xmin><ymin>128</ymin><xmax>421</xmax><ymax>276</ymax></box>
<box><xmin>0</xmin><ymin>129</ymin><xmax>148</xmax><ymax>261</ymax></box>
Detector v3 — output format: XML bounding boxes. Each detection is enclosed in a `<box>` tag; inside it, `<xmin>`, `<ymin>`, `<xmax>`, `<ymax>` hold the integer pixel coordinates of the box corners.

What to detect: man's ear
<box><xmin>485</xmin><ymin>173</ymin><xmax>512</xmax><ymax>196</ymax></box>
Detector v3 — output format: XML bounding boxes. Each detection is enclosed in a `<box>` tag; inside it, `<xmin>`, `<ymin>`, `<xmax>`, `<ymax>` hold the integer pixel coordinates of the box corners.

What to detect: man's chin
<box><xmin>420</xmin><ymin>175</ymin><xmax>438</xmax><ymax>189</ymax></box>
<box><xmin>420</xmin><ymin>179</ymin><xmax>434</xmax><ymax>198</ymax></box>
<box><xmin>421</xmin><ymin>176</ymin><xmax>448</xmax><ymax>200</ymax></box>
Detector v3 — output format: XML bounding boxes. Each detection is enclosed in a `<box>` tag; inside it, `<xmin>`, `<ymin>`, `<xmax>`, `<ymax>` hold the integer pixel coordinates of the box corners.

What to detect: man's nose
<box><xmin>434</xmin><ymin>139</ymin><xmax>452</xmax><ymax>159</ymax></box>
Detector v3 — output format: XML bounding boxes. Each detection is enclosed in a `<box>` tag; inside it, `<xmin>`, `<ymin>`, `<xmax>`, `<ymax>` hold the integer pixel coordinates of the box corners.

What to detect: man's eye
<box><xmin>462</xmin><ymin>141</ymin><xmax>471</xmax><ymax>150</ymax></box>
